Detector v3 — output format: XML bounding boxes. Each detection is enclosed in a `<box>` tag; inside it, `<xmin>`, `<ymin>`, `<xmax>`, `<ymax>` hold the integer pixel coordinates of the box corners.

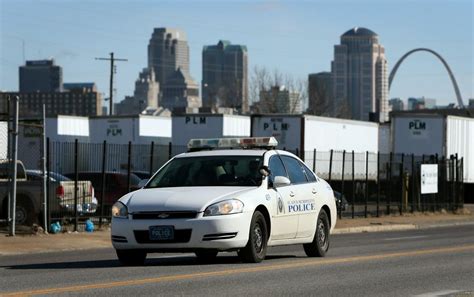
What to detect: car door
<box><xmin>280</xmin><ymin>156</ymin><xmax>318</xmax><ymax>238</ymax></box>
<box><xmin>267</xmin><ymin>155</ymin><xmax>298</xmax><ymax>240</ymax></box>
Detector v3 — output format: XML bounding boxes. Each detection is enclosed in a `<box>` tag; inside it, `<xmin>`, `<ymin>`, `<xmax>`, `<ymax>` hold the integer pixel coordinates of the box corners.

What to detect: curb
<box><xmin>332</xmin><ymin>220</ymin><xmax>474</xmax><ymax>234</ymax></box>
<box><xmin>333</xmin><ymin>224</ymin><xmax>417</xmax><ymax>234</ymax></box>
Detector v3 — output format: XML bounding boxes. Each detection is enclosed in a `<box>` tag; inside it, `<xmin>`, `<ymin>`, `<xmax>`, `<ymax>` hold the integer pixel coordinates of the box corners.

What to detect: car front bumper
<box><xmin>111</xmin><ymin>211</ymin><xmax>252</xmax><ymax>251</ymax></box>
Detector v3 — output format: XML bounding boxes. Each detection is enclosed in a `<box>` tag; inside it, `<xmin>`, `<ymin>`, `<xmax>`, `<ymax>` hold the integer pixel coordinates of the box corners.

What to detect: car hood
<box><xmin>121</xmin><ymin>186</ymin><xmax>255</xmax><ymax>213</ymax></box>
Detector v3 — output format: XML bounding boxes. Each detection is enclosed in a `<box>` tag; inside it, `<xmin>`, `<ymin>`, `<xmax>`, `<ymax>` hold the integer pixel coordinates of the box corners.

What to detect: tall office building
<box><xmin>115</xmin><ymin>68</ymin><xmax>160</xmax><ymax>115</ymax></box>
<box><xmin>161</xmin><ymin>68</ymin><xmax>200</xmax><ymax>112</ymax></box>
<box><xmin>202</xmin><ymin>40</ymin><xmax>248</xmax><ymax>113</ymax></box>
<box><xmin>389</xmin><ymin>98</ymin><xmax>405</xmax><ymax>111</ymax></box>
<box><xmin>19</xmin><ymin>59</ymin><xmax>63</xmax><ymax>92</ymax></box>
<box><xmin>332</xmin><ymin>27</ymin><xmax>389</xmax><ymax>122</ymax></box>
<box><xmin>308</xmin><ymin>72</ymin><xmax>332</xmax><ymax>115</ymax></box>
<box><xmin>147</xmin><ymin>28</ymin><xmax>199</xmax><ymax>110</ymax></box>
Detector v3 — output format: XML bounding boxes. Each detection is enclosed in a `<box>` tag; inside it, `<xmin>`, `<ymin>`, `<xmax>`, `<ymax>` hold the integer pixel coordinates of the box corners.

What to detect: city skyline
<box><xmin>1</xmin><ymin>0</ymin><xmax>472</xmax><ymax>107</ymax></box>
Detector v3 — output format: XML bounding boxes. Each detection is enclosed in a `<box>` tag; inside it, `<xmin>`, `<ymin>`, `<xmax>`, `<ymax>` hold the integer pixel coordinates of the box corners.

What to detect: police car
<box><xmin>111</xmin><ymin>137</ymin><xmax>337</xmax><ymax>265</ymax></box>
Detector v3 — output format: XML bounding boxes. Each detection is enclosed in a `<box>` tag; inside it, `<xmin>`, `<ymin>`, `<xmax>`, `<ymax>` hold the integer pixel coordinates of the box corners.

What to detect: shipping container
<box><xmin>172</xmin><ymin>114</ymin><xmax>251</xmax><ymax>147</ymax></box>
<box><xmin>89</xmin><ymin>115</ymin><xmax>171</xmax><ymax>145</ymax></box>
<box><xmin>251</xmin><ymin>115</ymin><xmax>379</xmax><ymax>180</ymax></box>
<box><xmin>0</xmin><ymin>121</ymin><xmax>7</xmax><ymax>159</ymax></box>
<box><xmin>251</xmin><ymin>115</ymin><xmax>379</xmax><ymax>153</ymax></box>
<box><xmin>392</xmin><ymin>114</ymin><xmax>474</xmax><ymax>183</ymax></box>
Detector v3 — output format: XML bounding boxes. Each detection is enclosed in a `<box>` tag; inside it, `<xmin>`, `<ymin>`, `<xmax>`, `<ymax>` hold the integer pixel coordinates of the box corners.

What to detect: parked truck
<box><xmin>0</xmin><ymin>160</ymin><xmax>97</xmax><ymax>225</ymax></box>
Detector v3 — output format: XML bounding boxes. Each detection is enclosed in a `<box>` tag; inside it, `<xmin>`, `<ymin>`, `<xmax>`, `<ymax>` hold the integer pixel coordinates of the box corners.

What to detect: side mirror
<box><xmin>273</xmin><ymin>176</ymin><xmax>291</xmax><ymax>188</ymax></box>
<box><xmin>138</xmin><ymin>179</ymin><xmax>149</xmax><ymax>188</ymax></box>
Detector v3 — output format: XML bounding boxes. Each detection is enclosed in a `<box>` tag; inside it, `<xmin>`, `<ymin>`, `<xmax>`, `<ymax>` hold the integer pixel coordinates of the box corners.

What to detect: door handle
<box><xmin>312</xmin><ymin>189</ymin><xmax>317</xmax><ymax>194</ymax></box>
<box><xmin>289</xmin><ymin>191</ymin><xmax>295</xmax><ymax>197</ymax></box>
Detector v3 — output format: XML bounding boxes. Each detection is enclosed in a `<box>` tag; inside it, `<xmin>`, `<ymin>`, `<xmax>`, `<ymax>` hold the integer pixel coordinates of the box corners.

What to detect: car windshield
<box><xmin>146</xmin><ymin>156</ymin><xmax>263</xmax><ymax>188</ymax></box>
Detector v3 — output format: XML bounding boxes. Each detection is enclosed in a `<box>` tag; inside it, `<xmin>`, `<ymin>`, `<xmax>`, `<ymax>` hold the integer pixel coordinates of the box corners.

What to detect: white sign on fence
<box><xmin>421</xmin><ymin>164</ymin><xmax>438</xmax><ymax>194</ymax></box>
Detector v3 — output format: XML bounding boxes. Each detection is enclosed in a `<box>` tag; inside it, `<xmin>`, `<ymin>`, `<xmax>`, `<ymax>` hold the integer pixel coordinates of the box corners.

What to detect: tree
<box><xmin>249</xmin><ymin>66</ymin><xmax>306</xmax><ymax>114</ymax></box>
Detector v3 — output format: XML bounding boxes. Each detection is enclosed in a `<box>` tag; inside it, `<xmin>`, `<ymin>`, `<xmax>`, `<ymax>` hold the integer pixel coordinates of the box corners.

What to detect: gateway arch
<box><xmin>388</xmin><ymin>48</ymin><xmax>465</xmax><ymax>108</ymax></box>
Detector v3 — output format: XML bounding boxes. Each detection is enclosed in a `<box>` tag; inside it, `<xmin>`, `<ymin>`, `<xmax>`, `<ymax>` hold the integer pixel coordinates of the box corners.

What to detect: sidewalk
<box><xmin>0</xmin><ymin>209</ymin><xmax>473</xmax><ymax>256</ymax></box>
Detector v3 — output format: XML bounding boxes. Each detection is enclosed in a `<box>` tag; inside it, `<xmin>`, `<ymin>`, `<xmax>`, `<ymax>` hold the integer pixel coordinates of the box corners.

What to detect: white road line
<box><xmin>384</xmin><ymin>235</ymin><xmax>429</xmax><ymax>241</ymax></box>
<box><xmin>413</xmin><ymin>289</ymin><xmax>464</xmax><ymax>296</ymax></box>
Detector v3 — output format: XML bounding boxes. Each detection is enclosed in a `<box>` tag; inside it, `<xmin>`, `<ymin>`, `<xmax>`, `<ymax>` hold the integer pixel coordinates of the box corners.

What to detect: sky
<box><xmin>1</xmin><ymin>0</ymin><xmax>473</xmax><ymax>107</ymax></box>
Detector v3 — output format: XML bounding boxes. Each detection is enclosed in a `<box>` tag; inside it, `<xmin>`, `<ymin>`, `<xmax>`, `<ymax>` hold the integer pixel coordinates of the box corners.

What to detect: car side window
<box><xmin>301</xmin><ymin>162</ymin><xmax>317</xmax><ymax>182</ymax></box>
<box><xmin>268</xmin><ymin>155</ymin><xmax>288</xmax><ymax>184</ymax></box>
<box><xmin>281</xmin><ymin>156</ymin><xmax>308</xmax><ymax>184</ymax></box>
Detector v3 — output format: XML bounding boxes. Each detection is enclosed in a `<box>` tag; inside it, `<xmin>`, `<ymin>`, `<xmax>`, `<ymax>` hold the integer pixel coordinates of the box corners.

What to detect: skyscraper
<box><xmin>308</xmin><ymin>72</ymin><xmax>332</xmax><ymax>115</ymax></box>
<box><xmin>202</xmin><ymin>40</ymin><xmax>248</xmax><ymax>113</ymax></box>
<box><xmin>147</xmin><ymin>28</ymin><xmax>199</xmax><ymax>111</ymax></box>
<box><xmin>19</xmin><ymin>59</ymin><xmax>63</xmax><ymax>92</ymax></box>
<box><xmin>332</xmin><ymin>27</ymin><xmax>389</xmax><ymax>122</ymax></box>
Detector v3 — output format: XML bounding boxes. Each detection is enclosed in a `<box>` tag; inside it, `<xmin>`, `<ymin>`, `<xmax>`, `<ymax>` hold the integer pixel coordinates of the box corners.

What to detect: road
<box><xmin>1</xmin><ymin>225</ymin><xmax>473</xmax><ymax>296</ymax></box>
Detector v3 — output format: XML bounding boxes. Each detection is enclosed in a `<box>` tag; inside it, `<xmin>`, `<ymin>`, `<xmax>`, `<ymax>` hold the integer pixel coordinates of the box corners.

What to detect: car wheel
<box><xmin>238</xmin><ymin>211</ymin><xmax>268</xmax><ymax>263</ymax></box>
<box><xmin>116</xmin><ymin>249</ymin><xmax>147</xmax><ymax>266</ymax></box>
<box><xmin>303</xmin><ymin>209</ymin><xmax>330</xmax><ymax>257</ymax></box>
<box><xmin>16</xmin><ymin>197</ymin><xmax>37</xmax><ymax>226</ymax></box>
<box><xmin>195</xmin><ymin>250</ymin><xmax>218</xmax><ymax>263</ymax></box>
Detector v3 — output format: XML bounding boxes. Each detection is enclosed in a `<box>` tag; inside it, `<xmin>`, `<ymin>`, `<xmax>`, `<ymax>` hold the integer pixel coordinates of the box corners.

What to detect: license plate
<box><xmin>149</xmin><ymin>226</ymin><xmax>174</xmax><ymax>241</ymax></box>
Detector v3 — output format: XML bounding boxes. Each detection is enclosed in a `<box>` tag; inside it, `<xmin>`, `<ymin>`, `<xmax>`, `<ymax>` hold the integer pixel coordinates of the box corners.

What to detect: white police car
<box><xmin>111</xmin><ymin>137</ymin><xmax>337</xmax><ymax>265</ymax></box>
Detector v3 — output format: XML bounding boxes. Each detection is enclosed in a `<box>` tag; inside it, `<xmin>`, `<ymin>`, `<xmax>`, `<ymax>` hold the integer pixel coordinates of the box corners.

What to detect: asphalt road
<box><xmin>1</xmin><ymin>225</ymin><xmax>473</xmax><ymax>297</ymax></box>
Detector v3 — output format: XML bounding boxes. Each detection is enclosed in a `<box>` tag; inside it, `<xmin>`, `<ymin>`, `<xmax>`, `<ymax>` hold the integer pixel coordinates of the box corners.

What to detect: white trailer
<box><xmin>251</xmin><ymin>115</ymin><xmax>379</xmax><ymax>180</ymax></box>
<box><xmin>89</xmin><ymin>115</ymin><xmax>171</xmax><ymax>145</ymax></box>
<box><xmin>0</xmin><ymin>121</ymin><xmax>7</xmax><ymax>159</ymax></box>
<box><xmin>172</xmin><ymin>114</ymin><xmax>251</xmax><ymax>147</ymax></box>
<box><xmin>392</xmin><ymin>114</ymin><xmax>474</xmax><ymax>183</ymax></box>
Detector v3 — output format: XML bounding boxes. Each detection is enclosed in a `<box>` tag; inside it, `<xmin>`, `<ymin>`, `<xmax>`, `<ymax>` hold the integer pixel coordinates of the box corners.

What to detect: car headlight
<box><xmin>112</xmin><ymin>202</ymin><xmax>128</xmax><ymax>218</ymax></box>
<box><xmin>203</xmin><ymin>199</ymin><xmax>244</xmax><ymax>216</ymax></box>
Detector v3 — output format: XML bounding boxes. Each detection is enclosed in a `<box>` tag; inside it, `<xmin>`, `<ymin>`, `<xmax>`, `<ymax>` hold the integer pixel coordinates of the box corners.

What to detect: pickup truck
<box><xmin>0</xmin><ymin>160</ymin><xmax>97</xmax><ymax>226</ymax></box>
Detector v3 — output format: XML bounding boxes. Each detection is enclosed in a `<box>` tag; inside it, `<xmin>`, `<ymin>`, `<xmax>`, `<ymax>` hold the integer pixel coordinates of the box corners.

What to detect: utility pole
<box><xmin>95</xmin><ymin>52</ymin><xmax>127</xmax><ymax>115</ymax></box>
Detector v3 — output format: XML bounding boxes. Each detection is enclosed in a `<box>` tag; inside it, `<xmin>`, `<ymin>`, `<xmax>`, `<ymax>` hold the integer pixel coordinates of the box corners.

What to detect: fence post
<box><xmin>454</xmin><ymin>154</ymin><xmax>459</xmax><ymax>210</ymax></box>
<box><xmin>312</xmin><ymin>149</ymin><xmax>316</xmax><ymax>172</ymax></box>
<box><xmin>127</xmin><ymin>141</ymin><xmax>132</xmax><ymax>193</ymax></box>
<box><xmin>168</xmin><ymin>142</ymin><xmax>172</xmax><ymax>160</ymax></box>
<box><xmin>365</xmin><ymin>151</ymin><xmax>369</xmax><ymax>218</ymax></box>
<box><xmin>411</xmin><ymin>154</ymin><xmax>415</xmax><ymax>212</ymax></box>
<box><xmin>149</xmin><ymin>141</ymin><xmax>154</xmax><ymax>177</ymax></box>
<box><xmin>328</xmin><ymin>149</ymin><xmax>333</xmax><ymax>184</ymax></box>
<box><xmin>351</xmin><ymin>150</ymin><xmax>355</xmax><ymax>219</ymax></box>
<box><xmin>400</xmin><ymin>153</ymin><xmax>404</xmax><ymax>215</ymax></box>
<box><xmin>46</xmin><ymin>137</ymin><xmax>51</xmax><ymax>231</ymax></box>
<box><xmin>340</xmin><ymin>150</ymin><xmax>345</xmax><ymax>220</ymax></box>
<box><xmin>74</xmin><ymin>139</ymin><xmax>78</xmax><ymax>232</ymax></box>
<box><xmin>376</xmin><ymin>151</ymin><xmax>380</xmax><ymax>217</ymax></box>
<box><xmin>387</xmin><ymin>152</ymin><xmax>393</xmax><ymax>215</ymax></box>
<box><xmin>99</xmin><ymin>141</ymin><xmax>107</xmax><ymax>228</ymax></box>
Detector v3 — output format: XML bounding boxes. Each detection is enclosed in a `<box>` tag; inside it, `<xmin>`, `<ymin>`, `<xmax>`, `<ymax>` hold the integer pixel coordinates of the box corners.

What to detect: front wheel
<box><xmin>303</xmin><ymin>209</ymin><xmax>330</xmax><ymax>257</ymax></box>
<box><xmin>238</xmin><ymin>211</ymin><xmax>268</xmax><ymax>263</ymax></box>
<box><xmin>116</xmin><ymin>249</ymin><xmax>147</xmax><ymax>266</ymax></box>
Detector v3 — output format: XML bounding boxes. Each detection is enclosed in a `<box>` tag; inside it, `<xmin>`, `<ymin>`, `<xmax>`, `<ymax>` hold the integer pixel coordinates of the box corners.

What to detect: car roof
<box><xmin>175</xmin><ymin>149</ymin><xmax>268</xmax><ymax>158</ymax></box>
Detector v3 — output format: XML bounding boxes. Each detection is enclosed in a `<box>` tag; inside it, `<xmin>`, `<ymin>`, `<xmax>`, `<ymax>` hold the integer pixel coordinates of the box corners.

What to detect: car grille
<box><xmin>132</xmin><ymin>211</ymin><xmax>198</xmax><ymax>220</ymax></box>
<box><xmin>134</xmin><ymin>229</ymin><xmax>192</xmax><ymax>244</ymax></box>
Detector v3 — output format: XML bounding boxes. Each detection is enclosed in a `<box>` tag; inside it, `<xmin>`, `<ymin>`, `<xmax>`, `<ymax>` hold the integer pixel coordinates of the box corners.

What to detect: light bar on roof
<box><xmin>187</xmin><ymin>137</ymin><xmax>278</xmax><ymax>150</ymax></box>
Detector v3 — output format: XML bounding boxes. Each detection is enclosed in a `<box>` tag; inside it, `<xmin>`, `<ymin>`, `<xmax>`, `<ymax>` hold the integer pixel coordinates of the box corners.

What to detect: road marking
<box><xmin>384</xmin><ymin>235</ymin><xmax>429</xmax><ymax>241</ymax></box>
<box><xmin>413</xmin><ymin>290</ymin><xmax>466</xmax><ymax>296</ymax></box>
<box><xmin>3</xmin><ymin>244</ymin><xmax>474</xmax><ymax>297</ymax></box>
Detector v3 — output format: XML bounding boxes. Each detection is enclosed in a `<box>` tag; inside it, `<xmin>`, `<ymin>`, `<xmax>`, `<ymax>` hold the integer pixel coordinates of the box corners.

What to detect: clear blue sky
<box><xmin>1</xmin><ymin>0</ymin><xmax>473</xmax><ymax>107</ymax></box>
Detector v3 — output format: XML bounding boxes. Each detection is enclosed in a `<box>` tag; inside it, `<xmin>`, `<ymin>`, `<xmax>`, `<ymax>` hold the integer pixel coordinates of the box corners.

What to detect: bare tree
<box><xmin>249</xmin><ymin>65</ymin><xmax>306</xmax><ymax>114</ymax></box>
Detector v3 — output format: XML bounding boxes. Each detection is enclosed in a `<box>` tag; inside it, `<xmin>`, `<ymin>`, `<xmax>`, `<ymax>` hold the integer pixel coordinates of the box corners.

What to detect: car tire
<box><xmin>195</xmin><ymin>250</ymin><xmax>218</xmax><ymax>263</ymax></box>
<box><xmin>116</xmin><ymin>249</ymin><xmax>147</xmax><ymax>266</ymax></box>
<box><xmin>303</xmin><ymin>209</ymin><xmax>330</xmax><ymax>257</ymax></box>
<box><xmin>238</xmin><ymin>210</ymin><xmax>268</xmax><ymax>263</ymax></box>
<box><xmin>16</xmin><ymin>196</ymin><xmax>37</xmax><ymax>226</ymax></box>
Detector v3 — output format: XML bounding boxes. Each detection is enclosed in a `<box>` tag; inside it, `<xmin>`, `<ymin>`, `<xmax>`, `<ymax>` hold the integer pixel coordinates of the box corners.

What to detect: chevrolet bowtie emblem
<box><xmin>157</xmin><ymin>213</ymin><xmax>170</xmax><ymax>219</ymax></box>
